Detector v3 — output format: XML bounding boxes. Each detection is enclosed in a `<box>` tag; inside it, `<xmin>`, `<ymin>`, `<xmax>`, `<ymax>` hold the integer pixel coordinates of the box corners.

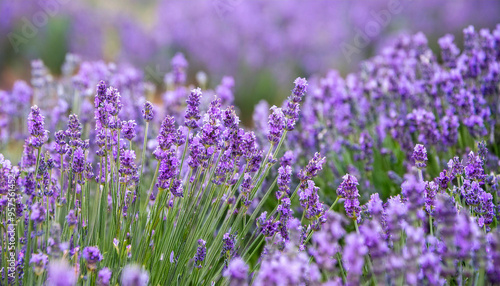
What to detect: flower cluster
<box><xmin>0</xmin><ymin>23</ymin><xmax>500</xmax><ymax>286</ymax></box>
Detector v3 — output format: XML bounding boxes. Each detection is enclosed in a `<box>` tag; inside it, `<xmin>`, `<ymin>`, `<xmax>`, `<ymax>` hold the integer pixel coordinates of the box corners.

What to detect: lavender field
<box><xmin>1</xmin><ymin>1</ymin><xmax>500</xmax><ymax>286</ymax></box>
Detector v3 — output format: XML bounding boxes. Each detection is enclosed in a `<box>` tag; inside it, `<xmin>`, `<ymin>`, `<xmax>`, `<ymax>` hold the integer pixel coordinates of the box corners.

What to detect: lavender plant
<box><xmin>0</xmin><ymin>24</ymin><xmax>500</xmax><ymax>286</ymax></box>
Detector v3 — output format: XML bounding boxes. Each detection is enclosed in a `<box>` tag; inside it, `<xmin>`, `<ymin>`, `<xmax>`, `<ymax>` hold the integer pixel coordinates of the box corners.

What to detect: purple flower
<box><xmin>359</xmin><ymin>220</ymin><xmax>389</xmax><ymax>280</ymax></box>
<box><xmin>440</xmin><ymin>112</ymin><xmax>459</xmax><ymax>147</ymax></box>
<box><xmin>455</xmin><ymin>213</ymin><xmax>481</xmax><ymax>260</ymax></box>
<box><xmin>222</xmin><ymin>232</ymin><xmax>236</xmax><ymax>257</ymax></box>
<box><xmin>30</xmin><ymin>252</ymin><xmax>48</xmax><ymax>275</ymax></box>
<box><xmin>336</xmin><ymin>173</ymin><xmax>358</xmax><ymax>198</ymax></box>
<box><xmin>464</xmin><ymin>151</ymin><xmax>485</xmax><ymax>182</ymax></box>
<box><xmin>97</xmin><ymin>267</ymin><xmax>112</xmax><ymax>286</ymax></box>
<box><xmin>222</xmin><ymin>106</ymin><xmax>240</xmax><ymax>131</ymax></box>
<box><xmin>83</xmin><ymin>246</ymin><xmax>103</xmax><ymax>270</ymax></box>
<box><xmin>171</xmin><ymin>52</ymin><xmax>188</xmax><ymax>85</ymax></box>
<box><xmin>47</xmin><ymin>260</ymin><xmax>76</xmax><ymax>286</ymax></box>
<box><xmin>121</xmin><ymin>264</ymin><xmax>149</xmax><ymax>286</ymax></box>
<box><xmin>66</xmin><ymin>114</ymin><xmax>83</xmax><ymax>147</ymax></box>
<box><xmin>122</xmin><ymin>120</ymin><xmax>137</xmax><ymax>141</ymax></box>
<box><xmin>30</xmin><ymin>202</ymin><xmax>46</xmax><ymax>224</ymax></box>
<box><xmin>461</xmin><ymin>179</ymin><xmax>481</xmax><ymax>206</ymax></box>
<box><xmin>412</xmin><ymin>144</ymin><xmax>428</xmax><ymax>169</ymax></box>
<box><xmin>401</xmin><ymin>175</ymin><xmax>425</xmax><ymax>212</ymax></box>
<box><xmin>267</xmin><ymin>106</ymin><xmax>285</xmax><ymax>144</ymax></box>
<box><xmin>419</xmin><ymin>251</ymin><xmax>442</xmax><ymax>285</ymax></box>
<box><xmin>486</xmin><ymin>231</ymin><xmax>500</xmax><ymax>283</ymax></box>
<box><xmin>447</xmin><ymin>156</ymin><xmax>464</xmax><ymax>178</ymax></box>
<box><xmin>200</xmin><ymin>97</ymin><xmax>222</xmax><ymax>147</ymax></box>
<box><xmin>366</xmin><ymin>193</ymin><xmax>384</xmax><ymax>221</ymax></box>
<box><xmin>142</xmin><ymin>101</ymin><xmax>154</xmax><ymax>122</ymax></box>
<box><xmin>154</xmin><ymin>116</ymin><xmax>178</xmax><ymax>158</ymax></box>
<box><xmin>194</xmin><ymin>239</ymin><xmax>206</xmax><ymax>268</ymax></box>
<box><xmin>260</xmin><ymin>216</ymin><xmax>279</xmax><ymax>237</ymax></box>
<box><xmin>214</xmin><ymin>148</ymin><xmax>235</xmax><ymax>185</ymax></box>
<box><xmin>298</xmin><ymin>180</ymin><xmax>325</xmax><ymax>222</ymax></box>
<box><xmin>72</xmin><ymin>147</ymin><xmax>85</xmax><ymax>174</ymax></box>
<box><xmin>298</xmin><ymin>152</ymin><xmax>326</xmax><ymax>181</ymax></box>
<box><xmin>384</xmin><ymin>196</ymin><xmax>408</xmax><ymax>243</ymax></box>
<box><xmin>66</xmin><ymin>209</ymin><xmax>78</xmax><ymax>228</ymax></box>
<box><xmin>240</xmin><ymin>131</ymin><xmax>257</xmax><ymax>161</ymax></box>
<box><xmin>240</xmin><ymin>173</ymin><xmax>252</xmax><ymax>207</ymax></box>
<box><xmin>434</xmin><ymin>193</ymin><xmax>457</xmax><ymax>238</ymax></box>
<box><xmin>27</xmin><ymin>106</ymin><xmax>48</xmax><ymax>148</ymax></box>
<box><xmin>283</xmin><ymin>77</ymin><xmax>308</xmax><ymax>131</ymax></box>
<box><xmin>277</xmin><ymin>165</ymin><xmax>292</xmax><ymax>199</ymax></box>
<box><xmin>170</xmin><ymin>178</ymin><xmax>184</xmax><ymax>198</ymax></box>
<box><xmin>424</xmin><ymin>181</ymin><xmax>439</xmax><ymax>214</ymax></box>
<box><xmin>311</xmin><ymin>211</ymin><xmax>346</xmax><ymax>271</ymax></box>
<box><xmin>105</xmin><ymin>87</ymin><xmax>122</xmax><ymax>116</ymax></box>
<box><xmin>156</xmin><ymin>151</ymin><xmax>179</xmax><ymax>190</ymax></box>
<box><xmin>476</xmin><ymin>190</ymin><xmax>495</xmax><ymax>229</ymax></box>
<box><xmin>436</xmin><ymin>169</ymin><xmax>451</xmax><ymax>190</ymax></box>
<box><xmin>223</xmin><ymin>257</ymin><xmax>248</xmax><ymax>285</ymax></box>
<box><xmin>343</xmin><ymin>233</ymin><xmax>368</xmax><ymax>285</ymax></box>
<box><xmin>185</xmin><ymin>88</ymin><xmax>202</xmax><ymax>129</ymax></box>
<box><xmin>438</xmin><ymin>34</ymin><xmax>460</xmax><ymax>68</ymax></box>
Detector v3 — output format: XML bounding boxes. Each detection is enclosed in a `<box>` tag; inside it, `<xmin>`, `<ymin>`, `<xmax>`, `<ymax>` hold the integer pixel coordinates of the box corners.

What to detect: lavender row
<box><xmin>0</xmin><ymin>24</ymin><xmax>499</xmax><ymax>286</ymax></box>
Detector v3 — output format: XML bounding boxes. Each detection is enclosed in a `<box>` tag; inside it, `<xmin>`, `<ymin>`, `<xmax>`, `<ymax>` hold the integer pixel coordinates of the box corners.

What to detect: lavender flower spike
<box><xmin>412</xmin><ymin>144</ymin><xmax>428</xmax><ymax>169</ymax></box>
<box><xmin>82</xmin><ymin>246</ymin><xmax>103</xmax><ymax>270</ymax></box>
<box><xmin>283</xmin><ymin>77</ymin><xmax>308</xmax><ymax>131</ymax></box>
<box><xmin>267</xmin><ymin>106</ymin><xmax>285</xmax><ymax>144</ymax></box>
<box><xmin>47</xmin><ymin>260</ymin><xmax>76</xmax><ymax>286</ymax></box>
<box><xmin>194</xmin><ymin>239</ymin><xmax>207</xmax><ymax>268</ymax></box>
<box><xmin>223</xmin><ymin>257</ymin><xmax>248</xmax><ymax>285</ymax></box>
<box><xmin>27</xmin><ymin>105</ymin><xmax>48</xmax><ymax>148</ymax></box>
<box><xmin>97</xmin><ymin>268</ymin><xmax>112</xmax><ymax>286</ymax></box>
<box><xmin>337</xmin><ymin>174</ymin><xmax>361</xmax><ymax>220</ymax></box>
<box><xmin>142</xmin><ymin>101</ymin><xmax>154</xmax><ymax>122</ymax></box>
<box><xmin>185</xmin><ymin>87</ymin><xmax>202</xmax><ymax>129</ymax></box>
<box><xmin>121</xmin><ymin>264</ymin><xmax>149</xmax><ymax>286</ymax></box>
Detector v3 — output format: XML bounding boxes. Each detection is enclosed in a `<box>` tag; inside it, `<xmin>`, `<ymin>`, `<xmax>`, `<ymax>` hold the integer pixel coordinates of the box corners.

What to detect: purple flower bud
<box><xmin>343</xmin><ymin>233</ymin><xmax>368</xmax><ymax>285</ymax></box>
<box><xmin>171</xmin><ymin>52</ymin><xmax>188</xmax><ymax>85</ymax></box>
<box><xmin>122</xmin><ymin>120</ymin><xmax>137</xmax><ymax>141</ymax></box>
<box><xmin>267</xmin><ymin>106</ymin><xmax>285</xmax><ymax>144</ymax></box>
<box><xmin>299</xmin><ymin>180</ymin><xmax>325</xmax><ymax>221</ymax></box>
<box><xmin>48</xmin><ymin>260</ymin><xmax>76</xmax><ymax>286</ymax></box>
<box><xmin>66</xmin><ymin>114</ymin><xmax>83</xmax><ymax>147</ymax></box>
<box><xmin>121</xmin><ymin>264</ymin><xmax>149</xmax><ymax>286</ymax></box>
<box><xmin>222</xmin><ymin>232</ymin><xmax>236</xmax><ymax>257</ymax></box>
<box><xmin>66</xmin><ymin>210</ymin><xmax>78</xmax><ymax>228</ymax></box>
<box><xmin>277</xmin><ymin>165</ymin><xmax>292</xmax><ymax>199</ymax></box>
<box><xmin>438</xmin><ymin>34</ymin><xmax>460</xmax><ymax>68</ymax></box>
<box><xmin>27</xmin><ymin>106</ymin><xmax>48</xmax><ymax>148</ymax></box>
<box><xmin>283</xmin><ymin>77</ymin><xmax>308</xmax><ymax>131</ymax></box>
<box><xmin>412</xmin><ymin>144</ymin><xmax>428</xmax><ymax>169</ymax></box>
<box><xmin>223</xmin><ymin>257</ymin><xmax>248</xmax><ymax>284</ymax></box>
<box><xmin>194</xmin><ymin>239</ymin><xmax>206</xmax><ymax>268</ymax></box>
<box><xmin>185</xmin><ymin>88</ymin><xmax>202</xmax><ymax>129</ymax></box>
<box><xmin>30</xmin><ymin>252</ymin><xmax>48</xmax><ymax>275</ymax></box>
<box><xmin>142</xmin><ymin>101</ymin><xmax>154</xmax><ymax>122</ymax></box>
<box><xmin>72</xmin><ymin>147</ymin><xmax>85</xmax><ymax>174</ymax></box>
<box><xmin>82</xmin><ymin>246</ymin><xmax>103</xmax><ymax>270</ymax></box>
<box><xmin>298</xmin><ymin>152</ymin><xmax>325</xmax><ymax>181</ymax></box>
<box><xmin>30</xmin><ymin>202</ymin><xmax>46</xmax><ymax>224</ymax></box>
<box><xmin>97</xmin><ymin>267</ymin><xmax>112</xmax><ymax>286</ymax></box>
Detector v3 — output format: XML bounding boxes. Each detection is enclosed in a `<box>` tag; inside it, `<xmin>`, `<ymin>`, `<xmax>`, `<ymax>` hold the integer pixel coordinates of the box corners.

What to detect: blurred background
<box><xmin>1</xmin><ymin>0</ymin><xmax>500</xmax><ymax>123</ymax></box>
